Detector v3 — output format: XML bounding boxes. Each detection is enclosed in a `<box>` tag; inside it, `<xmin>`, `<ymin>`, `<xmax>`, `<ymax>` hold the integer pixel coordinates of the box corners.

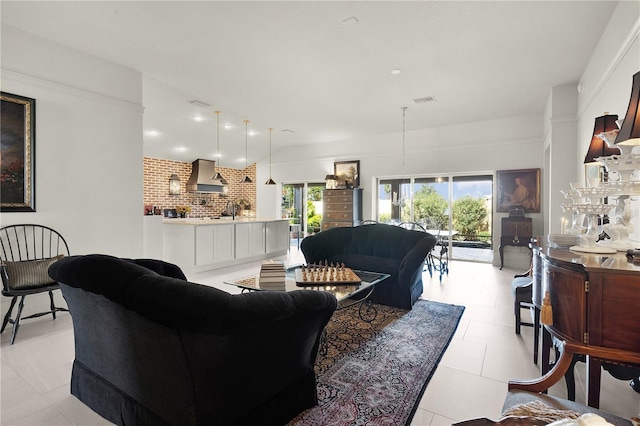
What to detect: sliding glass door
<box><xmin>282</xmin><ymin>183</ymin><xmax>325</xmax><ymax>239</ymax></box>
<box><xmin>377</xmin><ymin>174</ymin><xmax>493</xmax><ymax>262</ymax></box>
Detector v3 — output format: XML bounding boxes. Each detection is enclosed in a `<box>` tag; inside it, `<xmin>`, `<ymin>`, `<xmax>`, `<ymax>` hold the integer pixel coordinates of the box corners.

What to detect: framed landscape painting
<box><xmin>496</xmin><ymin>168</ymin><xmax>540</xmax><ymax>213</ymax></box>
<box><xmin>1</xmin><ymin>92</ymin><xmax>36</xmax><ymax>212</ymax></box>
<box><xmin>334</xmin><ymin>160</ymin><xmax>360</xmax><ymax>188</ymax></box>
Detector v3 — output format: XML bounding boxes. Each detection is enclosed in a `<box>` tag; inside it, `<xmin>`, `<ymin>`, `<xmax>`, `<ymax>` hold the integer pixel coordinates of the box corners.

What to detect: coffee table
<box><xmin>223</xmin><ymin>265</ymin><xmax>389</xmax><ymax>322</ymax></box>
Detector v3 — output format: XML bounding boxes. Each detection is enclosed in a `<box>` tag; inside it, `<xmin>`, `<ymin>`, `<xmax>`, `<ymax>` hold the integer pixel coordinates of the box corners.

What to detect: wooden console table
<box><xmin>509</xmin><ymin>242</ymin><xmax>640</xmax><ymax>408</ymax></box>
<box><xmin>498</xmin><ymin>217</ymin><xmax>532</xmax><ymax>269</ymax></box>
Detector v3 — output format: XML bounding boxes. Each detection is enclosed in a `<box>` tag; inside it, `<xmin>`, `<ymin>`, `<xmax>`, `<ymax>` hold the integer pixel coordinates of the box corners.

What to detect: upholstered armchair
<box><xmin>49</xmin><ymin>254</ymin><xmax>337</xmax><ymax>426</ymax></box>
<box><xmin>301</xmin><ymin>223</ymin><xmax>436</xmax><ymax>309</ymax></box>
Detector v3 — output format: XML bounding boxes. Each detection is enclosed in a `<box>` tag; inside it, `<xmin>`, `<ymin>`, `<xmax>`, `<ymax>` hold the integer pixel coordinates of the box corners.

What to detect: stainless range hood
<box><xmin>186</xmin><ymin>159</ymin><xmax>225</xmax><ymax>193</ymax></box>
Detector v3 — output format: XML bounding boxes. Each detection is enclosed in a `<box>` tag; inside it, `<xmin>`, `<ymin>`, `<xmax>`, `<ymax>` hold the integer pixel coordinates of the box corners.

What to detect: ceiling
<box><xmin>1</xmin><ymin>1</ymin><xmax>618</xmax><ymax>166</ymax></box>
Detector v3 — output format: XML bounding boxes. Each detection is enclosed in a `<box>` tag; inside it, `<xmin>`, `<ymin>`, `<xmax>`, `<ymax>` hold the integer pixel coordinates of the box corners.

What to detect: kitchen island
<box><xmin>156</xmin><ymin>217</ymin><xmax>290</xmax><ymax>273</ymax></box>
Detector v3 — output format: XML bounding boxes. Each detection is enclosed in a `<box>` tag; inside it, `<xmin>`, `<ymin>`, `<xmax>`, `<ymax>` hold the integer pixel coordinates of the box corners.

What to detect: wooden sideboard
<box><xmin>498</xmin><ymin>217</ymin><xmax>532</xmax><ymax>269</ymax></box>
<box><xmin>322</xmin><ymin>189</ymin><xmax>363</xmax><ymax>231</ymax></box>
<box><xmin>509</xmin><ymin>241</ymin><xmax>640</xmax><ymax>407</ymax></box>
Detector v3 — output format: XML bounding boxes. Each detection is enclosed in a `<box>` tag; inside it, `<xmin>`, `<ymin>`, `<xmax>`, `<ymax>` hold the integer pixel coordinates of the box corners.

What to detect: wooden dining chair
<box><xmin>0</xmin><ymin>224</ymin><xmax>70</xmax><ymax>344</ymax></box>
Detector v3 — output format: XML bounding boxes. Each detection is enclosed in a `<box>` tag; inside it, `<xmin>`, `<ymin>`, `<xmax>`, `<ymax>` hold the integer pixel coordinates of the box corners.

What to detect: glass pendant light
<box><xmin>212</xmin><ymin>111</ymin><xmax>227</xmax><ymax>185</ymax></box>
<box><xmin>240</xmin><ymin>119</ymin><xmax>253</xmax><ymax>183</ymax></box>
<box><xmin>265</xmin><ymin>127</ymin><xmax>276</xmax><ymax>185</ymax></box>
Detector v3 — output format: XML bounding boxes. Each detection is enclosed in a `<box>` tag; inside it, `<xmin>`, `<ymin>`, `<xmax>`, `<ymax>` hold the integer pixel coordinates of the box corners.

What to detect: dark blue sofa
<box><xmin>49</xmin><ymin>254</ymin><xmax>337</xmax><ymax>426</ymax></box>
<box><xmin>300</xmin><ymin>223</ymin><xmax>436</xmax><ymax>310</ymax></box>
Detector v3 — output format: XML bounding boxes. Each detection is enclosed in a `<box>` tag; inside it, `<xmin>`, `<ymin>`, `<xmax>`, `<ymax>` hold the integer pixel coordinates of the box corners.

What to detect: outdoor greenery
<box><xmin>308</xmin><ymin>186</ymin><xmax>323</xmax><ymax>202</ymax></box>
<box><xmin>452</xmin><ymin>196</ymin><xmax>489</xmax><ymax>240</ymax></box>
<box><xmin>392</xmin><ymin>185</ymin><xmax>489</xmax><ymax>241</ymax></box>
<box><xmin>307</xmin><ymin>200</ymin><xmax>322</xmax><ymax>232</ymax></box>
<box><xmin>412</xmin><ymin>186</ymin><xmax>448</xmax><ymax>229</ymax></box>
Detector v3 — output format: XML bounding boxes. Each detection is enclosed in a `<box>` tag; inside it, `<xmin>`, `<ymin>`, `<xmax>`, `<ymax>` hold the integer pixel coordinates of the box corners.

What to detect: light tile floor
<box><xmin>1</xmin><ymin>249</ymin><xmax>638</xmax><ymax>425</ymax></box>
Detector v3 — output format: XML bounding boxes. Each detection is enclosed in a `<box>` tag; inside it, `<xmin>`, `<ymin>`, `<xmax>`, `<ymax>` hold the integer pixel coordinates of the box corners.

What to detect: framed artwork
<box><xmin>334</xmin><ymin>160</ymin><xmax>360</xmax><ymax>188</ymax></box>
<box><xmin>1</xmin><ymin>92</ymin><xmax>36</xmax><ymax>212</ymax></box>
<box><xmin>496</xmin><ymin>168</ymin><xmax>540</xmax><ymax>213</ymax></box>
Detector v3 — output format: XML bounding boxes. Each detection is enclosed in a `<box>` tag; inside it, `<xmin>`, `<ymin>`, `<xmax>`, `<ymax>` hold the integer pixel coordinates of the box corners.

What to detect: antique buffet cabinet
<box><xmin>509</xmin><ymin>240</ymin><xmax>640</xmax><ymax>408</ymax></box>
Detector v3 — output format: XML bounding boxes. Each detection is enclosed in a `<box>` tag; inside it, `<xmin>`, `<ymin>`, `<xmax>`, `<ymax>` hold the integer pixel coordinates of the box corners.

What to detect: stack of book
<box><xmin>259</xmin><ymin>260</ymin><xmax>286</xmax><ymax>290</ymax></box>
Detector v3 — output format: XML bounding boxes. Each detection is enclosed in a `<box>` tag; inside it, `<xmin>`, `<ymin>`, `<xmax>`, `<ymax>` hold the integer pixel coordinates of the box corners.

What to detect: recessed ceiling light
<box><xmin>145</xmin><ymin>130</ymin><xmax>161</xmax><ymax>137</ymax></box>
<box><xmin>391</xmin><ymin>69</ymin><xmax>402</xmax><ymax>75</ymax></box>
<box><xmin>192</xmin><ymin>115</ymin><xmax>205</xmax><ymax>122</ymax></box>
<box><xmin>175</xmin><ymin>146</ymin><xmax>188</xmax><ymax>152</ymax></box>
<box><xmin>224</xmin><ymin>123</ymin><xmax>233</xmax><ymax>130</ymax></box>
<box><xmin>413</xmin><ymin>96</ymin><xmax>437</xmax><ymax>104</ymax></box>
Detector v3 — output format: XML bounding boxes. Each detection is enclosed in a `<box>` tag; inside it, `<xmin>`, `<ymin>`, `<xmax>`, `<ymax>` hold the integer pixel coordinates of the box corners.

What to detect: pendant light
<box><xmin>240</xmin><ymin>119</ymin><xmax>253</xmax><ymax>183</ymax></box>
<box><xmin>212</xmin><ymin>111</ymin><xmax>227</xmax><ymax>185</ymax></box>
<box><xmin>392</xmin><ymin>107</ymin><xmax>408</xmax><ymax>207</ymax></box>
<box><xmin>265</xmin><ymin>127</ymin><xmax>276</xmax><ymax>185</ymax></box>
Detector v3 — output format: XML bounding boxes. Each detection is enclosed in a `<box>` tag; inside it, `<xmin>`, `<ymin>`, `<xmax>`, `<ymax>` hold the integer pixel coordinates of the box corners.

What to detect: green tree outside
<box><xmin>452</xmin><ymin>196</ymin><xmax>488</xmax><ymax>240</ymax></box>
<box><xmin>412</xmin><ymin>185</ymin><xmax>448</xmax><ymax>229</ymax></box>
<box><xmin>307</xmin><ymin>200</ymin><xmax>322</xmax><ymax>232</ymax></box>
<box><xmin>308</xmin><ymin>186</ymin><xmax>323</xmax><ymax>202</ymax></box>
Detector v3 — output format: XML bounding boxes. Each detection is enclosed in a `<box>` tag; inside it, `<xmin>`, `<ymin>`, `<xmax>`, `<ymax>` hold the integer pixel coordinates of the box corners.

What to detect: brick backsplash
<box><xmin>143</xmin><ymin>157</ymin><xmax>256</xmax><ymax>217</ymax></box>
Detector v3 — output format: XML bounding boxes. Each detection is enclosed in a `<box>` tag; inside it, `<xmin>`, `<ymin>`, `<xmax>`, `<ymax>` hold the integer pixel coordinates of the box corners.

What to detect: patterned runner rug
<box><xmin>288</xmin><ymin>299</ymin><xmax>465</xmax><ymax>426</ymax></box>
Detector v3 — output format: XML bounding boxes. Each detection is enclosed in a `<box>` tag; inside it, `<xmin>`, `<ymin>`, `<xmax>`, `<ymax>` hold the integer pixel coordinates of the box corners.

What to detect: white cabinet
<box><xmin>235</xmin><ymin>222</ymin><xmax>265</xmax><ymax>259</ymax></box>
<box><xmin>266</xmin><ymin>220</ymin><xmax>289</xmax><ymax>253</ymax></box>
<box><xmin>195</xmin><ymin>226</ymin><xmax>214</xmax><ymax>266</ymax></box>
<box><xmin>162</xmin><ymin>219</ymin><xmax>288</xmax><ymax>273</ymax></box>
<box><xmin>195</xmin><ymin>224</ymin><xmax>235</xmax><ymax>265</ymax></box>
<box><xmin>213</xmin><ymin>224</ymin><xmax>234</xmax><ymax>262</ymax></box>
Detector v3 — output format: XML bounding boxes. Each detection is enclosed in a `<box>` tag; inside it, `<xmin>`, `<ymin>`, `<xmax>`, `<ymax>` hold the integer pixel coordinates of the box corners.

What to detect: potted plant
<box><xmin>176</xmin><ymin>205</ymin><xmax>191</xmax><ymax>218</ymax></box>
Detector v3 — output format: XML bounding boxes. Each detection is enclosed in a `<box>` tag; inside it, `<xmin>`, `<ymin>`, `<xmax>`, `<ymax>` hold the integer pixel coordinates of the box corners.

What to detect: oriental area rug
<box><xmin>288</xmin><ymin>299</ymin><xmax>465</xmax><ymax>426</ymax></box>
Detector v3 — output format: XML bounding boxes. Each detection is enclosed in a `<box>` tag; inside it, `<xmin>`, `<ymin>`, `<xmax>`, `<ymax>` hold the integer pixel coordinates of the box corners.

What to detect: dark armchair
<box><xmin>48</xmin><ymin>254</ymin><xmax>337</xmax><ymax>426</ymax></box>
<box><xmin>300</xmin><ymin>223</ymin><xmax>436</xmax><ymax>309</ymax></box>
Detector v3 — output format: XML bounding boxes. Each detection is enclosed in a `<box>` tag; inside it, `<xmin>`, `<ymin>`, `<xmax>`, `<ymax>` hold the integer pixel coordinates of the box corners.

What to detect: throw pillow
<box><xmin>501</xmin><ymin>401</ymin><xmax>580</xmax><ymax>424</ymax></box>
<box><xmin>3</xmin><ymin>255</ymin><xmax>65</xmax><ymax>290</ymax></box>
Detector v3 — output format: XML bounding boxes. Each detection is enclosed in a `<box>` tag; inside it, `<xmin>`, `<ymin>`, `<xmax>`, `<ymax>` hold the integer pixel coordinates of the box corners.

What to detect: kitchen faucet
<box><xmin>226</xmin><ymin>200</ymin><xmax>237</xmax><ymax>220</ymax></box>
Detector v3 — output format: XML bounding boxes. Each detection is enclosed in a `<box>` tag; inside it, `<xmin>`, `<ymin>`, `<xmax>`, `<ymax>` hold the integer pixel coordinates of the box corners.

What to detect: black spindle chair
<box><xmin>0</xmin><ymin>224</ymin><xmax>70</xmax><ymax>344</ymax></box>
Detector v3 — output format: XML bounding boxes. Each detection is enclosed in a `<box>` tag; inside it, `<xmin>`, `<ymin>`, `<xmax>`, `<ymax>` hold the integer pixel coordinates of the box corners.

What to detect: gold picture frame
<box><xmin>1</xmin><ymin>92</ymin><xmax>36</xmax><ymax>212</ymax></box>
<box><xmin>496</xmin><ymin>168</ymin><xmax>540</xmax><ymax>213</ymax></box>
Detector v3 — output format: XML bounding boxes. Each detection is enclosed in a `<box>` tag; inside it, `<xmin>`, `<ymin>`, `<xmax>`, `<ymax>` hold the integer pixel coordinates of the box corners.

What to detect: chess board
<box><xmin>295</xmin><ymin>266</ymin><xmax>361</xmax><ymax>286</ymax></box>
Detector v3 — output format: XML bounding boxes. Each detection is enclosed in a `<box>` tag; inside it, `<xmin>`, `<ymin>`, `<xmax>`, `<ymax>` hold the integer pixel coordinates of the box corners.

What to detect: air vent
<box><xmin>281</xmin><ymin>129</ymin><xmax>296</xmax><ymax>133</ymax></box>
<box><xmin>413</xmin><ymin>96</ymin><xmax>437</xmax><ymax>104</ymax></box>
<box><xmin>187</xmin><ymin>100</ymin><xmax>211</xmax><ymax>108</ymax></box>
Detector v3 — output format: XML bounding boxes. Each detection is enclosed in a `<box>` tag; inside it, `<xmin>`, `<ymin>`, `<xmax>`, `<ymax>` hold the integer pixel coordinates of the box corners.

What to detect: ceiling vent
<box><xmin>187</xmin><ymin>100</ymin><xmax>211</xmax><ymax>108</ymax></box>
<box><xmin>281</xmin><ymin>129</ymin><xmax>296</xmax><ymax>133</ymax></box>
<box><xmin>413</xmin><ymin>96</ymin><xmax>437</xmax><ymax>104</ymax></box>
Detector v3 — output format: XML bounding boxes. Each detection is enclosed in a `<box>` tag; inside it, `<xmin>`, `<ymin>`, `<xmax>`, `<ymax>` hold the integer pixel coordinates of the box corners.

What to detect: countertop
<box><xmin>533</xmin><ymin>240</ymin><xmax>640</xmax><ymax>273</ymax></box>
<box><xmin>162</xmin><ymin>217</ymin><xmax>288</xmax><ymax>225</ymax></box>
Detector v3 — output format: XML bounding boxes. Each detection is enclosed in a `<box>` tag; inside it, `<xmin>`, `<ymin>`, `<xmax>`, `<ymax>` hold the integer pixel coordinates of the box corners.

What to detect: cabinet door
<box><xmin>544</xmin><ymin>261</ymin><xmax>587</xmax><ymax>343</ymax></box>
<box><xmin>235</xmin><ymin>223</ymin><xmax>250</xmax><ymax>259</ymax></box>
<box><xmin>589</xmin><ymin>272</ymin><xmax>640</xmax><ymax>353</ymax></box>
<box><xmin>249</xmin><ymin>222</ymin><xmax>265</xmax><ymax>256</ymax></box>
<box><xmin>195</xmin><ymin>226</ymin><xmax>214</xmax><ymax>266</ymax></box>
<box><xmin>266</xmin><ymin>221</ymin><xmax>289</xmax><ymax>252</ymax></box>
<box><xmin>213</xmin><ymin>224</ymin><xmax>235</xmax><ymax>262</ymax></box>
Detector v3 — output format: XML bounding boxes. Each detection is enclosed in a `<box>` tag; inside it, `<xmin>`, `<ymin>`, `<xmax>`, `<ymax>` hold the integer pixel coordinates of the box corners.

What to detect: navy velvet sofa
<box><xmin>48</xmin><ymin>254</ymin><xmax>337</xmax><ymax>426</ymax></box>
<box><xmin>300</xmin><ymin>223</ymin><xmax>436</xmax><ymax>310</ymax></box>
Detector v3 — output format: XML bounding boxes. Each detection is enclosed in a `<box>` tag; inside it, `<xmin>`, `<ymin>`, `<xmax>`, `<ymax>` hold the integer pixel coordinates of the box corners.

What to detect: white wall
<box><xmin>544</xmin><ymin>84</ymin><xmax>579</xmax><ymax>236</ymax></box>
<box><xmin>257</xmin><ymin>113</ymin><xmax>544</xmax><ymax>269</ymax></box>
<box><xmin>575</xmin><ymin>2</ymin><xmax>640</xmax><ymax>242</ymax></box>
<box><xmin>1</xmin><ymin>25</ymin><xmax>145</xmax><ymax>257</ymax></box>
